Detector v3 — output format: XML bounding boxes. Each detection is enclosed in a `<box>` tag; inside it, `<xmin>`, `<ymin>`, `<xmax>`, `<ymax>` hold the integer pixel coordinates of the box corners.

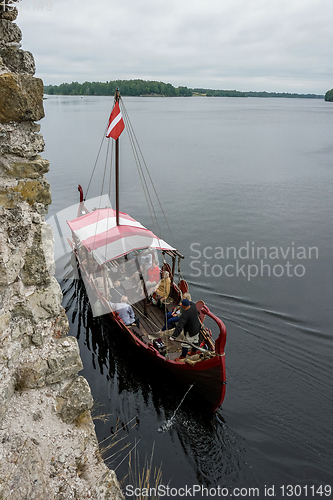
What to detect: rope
<box><xmin>120</xmin><ymin>100</ymin><xmax>160</xmax><ymax>237</ymax></box>
<box><xmin>85</xmin><ymin>121</ymin><xmax>109</xmax><ymax>200</ymax></box>
<box><xmin>82</xmin><ymin>96</ymin><xmax>178</xmax><ymax>261</ymax></box>
<box><xmin>108</xmin><ymin>280</ymin><xmax>160</xmax><ymax>330</ymax></box>
<box><xmin>81</xmin><ymin>94</ymin><xmax>184</xmax><ymax>331</ymax></box>
<box><xmin>102</xmin><ymin>139</ymin><xmax>113</xmax><ymax>264</ymax></box>
<box><xmin>120</xmin><ymin>99</ymin><xmax>177</xmax><ymax>249</ymax></box>
<box><xmin>120</xmin><ymin>99</ymin><xmax>180</xmax><ymax>296</ymax></box>
<box><xmin>130</xmin><ymin>302</ymin><xmax>160</xmax><ymax>330</ymax></box>
<box><xmin>88</xmin><ymin>138</ymin><xmax>110</xmax><ymax>263</ymax></box>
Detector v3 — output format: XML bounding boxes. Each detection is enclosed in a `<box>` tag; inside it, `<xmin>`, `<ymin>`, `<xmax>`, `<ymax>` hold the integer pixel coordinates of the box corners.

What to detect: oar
<box><xmin>196</xmin><ymin>300</ymin><xmax>215</xmax><ymax>351</ymax></box>
<box><xmin>169</xmin><ymin>337</ymin><xmax>213</xmax><ymax>355</ymax></box>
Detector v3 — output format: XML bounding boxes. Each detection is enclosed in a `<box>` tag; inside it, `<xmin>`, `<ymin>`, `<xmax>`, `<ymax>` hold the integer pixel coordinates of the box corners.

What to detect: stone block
<box><xmin>46</xmin><ymin>336</ymin><xmax>83</xmax><ymax>385</ymax></box>
<box><xmin>58</xmin><ymin>376</ymin><xmax>93</xmax><ymax>424</ymax></box>
<box><xmin>11</xmin><ymin>317</ymin><xmax>34</xmax><ymax>340</ymax></box>
<box><xmin>0</xmin><ymin>121</ymin><xmax>44</xmax><ymax>157</ymax></box>
<box><xmin>31</xmin><ymin>329</ymin><xmax>43</xmax><ymax>346</ymax></box>
<box><xmin>0</xmin><ymin>205</ymin><xmax>33</xmax><ymax>284</ymax></box>
<box><xmin>0</xmin><ymin>47</ymin><xmax>35</xmax><ymax>75</ymax></box>
<box><xmin>16</xmin><ymin>357</ymin><xmax>48</xmax><ymax>389</ymax></box>
<box><xmin>0</xmin><ymin>19</ymin><xmax>22</xmax><ymax>44</ymax></box>
<box><xmin>26</xmin><ymin>278</ymin><xmax>62</xmax><ymax>320</ymax></box>
<box><xmin>4</xmin><ymin>206</ymin><xmax>31</xmax><ymax>246</ymax></box>
<box><xmin>16</xmin><ymin>177</ymin><xmax>51</xmax><ymax>206</ymax></box>
<box><xmin>21</xmin><ymin>224</ymin><xmax>54</xmax><ymax>286</ymax></box>
<box><xmin>1</xmin><ymin>155</ymin><xmax>50</xmax><ymax>179</ymax></box>
<box><xmin>0</xmin><ymin>73</ymin><xmax>44</xmax><ymax>123</ymax></box>
<box><xmin>0</xmin><ymin>238</ymin><xmax>23</xmax><ymax>284</ymax></box>
<box><xmin>0</xmin><ymin>177</ymin><xmax>51</xmax><ymax>209</ymax></box>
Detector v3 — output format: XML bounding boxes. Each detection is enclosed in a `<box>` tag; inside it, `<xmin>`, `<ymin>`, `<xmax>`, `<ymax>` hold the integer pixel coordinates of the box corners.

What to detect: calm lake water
<box><xmin>43</xmin><ymin>96</ymin><xmax>333</xmax><ymax>498</ymax></box>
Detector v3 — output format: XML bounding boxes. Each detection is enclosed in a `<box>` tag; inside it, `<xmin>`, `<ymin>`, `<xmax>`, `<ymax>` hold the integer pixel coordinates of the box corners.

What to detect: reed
<box><xmin>86</xmin><ymin>411</ymin><xmax>164</xmax><ymax>499</ymax></box>
<box><xmin>74</xmin><ymin>400</ymin><xmax>112</xmax><ymax>428</ymax></box>
<box><xmin>125</xmin><ymin>441</ymin><xmax>163</xmax><ymax>500</ymax></box>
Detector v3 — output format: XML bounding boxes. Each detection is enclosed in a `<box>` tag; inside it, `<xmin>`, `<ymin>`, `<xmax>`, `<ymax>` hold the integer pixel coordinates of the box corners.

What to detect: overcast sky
<box><xmin>16</xmin><ymin>0</ymin><xmax>332</xmax><ymax>94</ymax></box>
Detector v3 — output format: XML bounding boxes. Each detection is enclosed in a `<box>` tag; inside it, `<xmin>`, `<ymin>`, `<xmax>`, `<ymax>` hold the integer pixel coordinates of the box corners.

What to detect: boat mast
<box><xmin>115</xmin><ymin>88</ymin><xmax>120</xmax><ymax>226</ymax></box>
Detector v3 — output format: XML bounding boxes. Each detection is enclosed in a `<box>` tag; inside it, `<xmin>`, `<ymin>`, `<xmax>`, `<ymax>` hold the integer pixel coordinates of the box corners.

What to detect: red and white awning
<box><xmin>67</xmin><ymin>208</ymin><xmax>176</xmax><ymax>264</ymax></box>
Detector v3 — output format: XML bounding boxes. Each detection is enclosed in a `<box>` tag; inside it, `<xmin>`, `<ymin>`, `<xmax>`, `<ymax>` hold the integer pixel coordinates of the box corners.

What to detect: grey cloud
<box><xmin>16</xmin><ymin>0</ymin><xmax>333</xmax><ymax>93</ymax></box>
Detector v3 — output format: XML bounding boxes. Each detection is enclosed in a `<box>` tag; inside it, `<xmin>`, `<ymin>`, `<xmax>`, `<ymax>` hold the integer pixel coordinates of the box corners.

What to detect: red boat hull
<box><xmin>75</xmin><ymin>252</ymin><xmax>227</xmax><ymax>411</ymax></box>
<box><xmin>104</xmin><ymin>296</ymin><xmax>227</xmax><ymax>411</ymax></box>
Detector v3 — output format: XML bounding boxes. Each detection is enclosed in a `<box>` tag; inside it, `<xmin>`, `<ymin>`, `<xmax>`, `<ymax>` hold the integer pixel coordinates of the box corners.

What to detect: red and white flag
<box><xmin>106</xmin><ymin>101</ymin><xmax>125</xmax><ymax>140</ymax></box>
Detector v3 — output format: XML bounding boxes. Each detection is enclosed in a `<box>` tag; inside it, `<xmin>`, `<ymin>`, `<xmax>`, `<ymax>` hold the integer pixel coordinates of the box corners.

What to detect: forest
<box><xmin>43</xmin><ymin>79</ymin><xmax>323</xmax><ymax>99</ymax></box>
<box><xmin>43</xmin><ymin>80</ymin><xmax>192</xmax><ymax>97</ymax></box>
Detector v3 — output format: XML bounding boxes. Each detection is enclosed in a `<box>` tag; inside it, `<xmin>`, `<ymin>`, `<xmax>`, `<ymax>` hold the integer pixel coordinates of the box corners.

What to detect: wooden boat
<box><xmin>67</xmin><ymin>90</ymin><xmax>227</xmax><ymax>411</ymax></box>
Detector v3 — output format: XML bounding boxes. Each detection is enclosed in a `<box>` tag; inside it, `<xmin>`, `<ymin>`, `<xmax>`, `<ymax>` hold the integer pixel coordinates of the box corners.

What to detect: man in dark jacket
<box><xmin>170</xmin><ymin>298</ymin><xmax>200</xmax><ymax>358</ymax></box>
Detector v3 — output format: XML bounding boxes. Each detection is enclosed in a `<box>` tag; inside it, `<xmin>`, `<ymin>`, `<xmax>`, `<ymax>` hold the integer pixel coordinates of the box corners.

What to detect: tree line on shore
<box><xmin>44</xmin><ymin>80</ymin><xmax>192</xmax><ymax>97</ymax></box>
<box><xmin>43</xmin><ymin>79</ymin><xmax>324</xmax><ymax>99</ymax></box>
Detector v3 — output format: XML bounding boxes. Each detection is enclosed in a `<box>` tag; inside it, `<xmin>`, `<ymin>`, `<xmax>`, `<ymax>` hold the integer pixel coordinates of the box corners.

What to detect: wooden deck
<box><xmin>129</xmin><ymin>297</ymin><xmax>186</xmax><ymax>357</ymax></box>
<box><xmin>132</xmin><ymin>298</ymin><xmax>176</xmax><ymax>336</ymax></box>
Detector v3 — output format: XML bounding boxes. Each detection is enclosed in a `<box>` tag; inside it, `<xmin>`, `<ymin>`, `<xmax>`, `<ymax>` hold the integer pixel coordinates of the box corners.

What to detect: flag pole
<box><xmin>115</xmin><ymin>88</ymin><xmax>120</xmax><ymax>226</ymax></box>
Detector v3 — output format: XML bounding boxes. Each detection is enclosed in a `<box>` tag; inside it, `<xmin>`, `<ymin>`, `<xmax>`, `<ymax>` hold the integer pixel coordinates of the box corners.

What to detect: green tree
<box><xmin>325</xmin><ymin>89</ymin><xmax>333</xmax><ymax>101</ymax></box>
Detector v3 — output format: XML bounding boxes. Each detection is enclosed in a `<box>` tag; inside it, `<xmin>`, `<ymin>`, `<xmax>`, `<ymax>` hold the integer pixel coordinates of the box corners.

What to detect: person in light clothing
<box><xmin>150</xmin><ymin>271</ymin><xmax>171</xmax><ymax>306</ymax></box>
<box><xmin>109</xmin><ymin>296</ymin><xmax>140</xmax><ymax>328</ymax></box>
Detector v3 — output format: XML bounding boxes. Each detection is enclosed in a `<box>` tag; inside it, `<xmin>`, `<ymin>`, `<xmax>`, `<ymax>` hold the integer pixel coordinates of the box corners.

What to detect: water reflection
<box><xmin>62</xmin><ymin>275</ymin><xmax>256</xmax><ymax>492</ymax></box>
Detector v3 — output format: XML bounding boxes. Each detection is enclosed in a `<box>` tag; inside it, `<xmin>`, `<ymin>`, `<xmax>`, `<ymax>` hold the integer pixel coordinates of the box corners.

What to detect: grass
<box><xmin>74</xmin><ymin>400</ymin><xmax>112</xmax><ymax>428</ymax></box>
<box><xmin>74</xmin><ymin>402</ymin><xmax>165</xmax><ymax>499</ymax></box>
<box><xmin>125</xmin><ymin>442</ymin><xmax>163</xmax><ymax>500</ymax></box>
<box><xmin>97</xmin><ymin>416</ymin><xmax>137</xmax><ymax>465</ymax></box>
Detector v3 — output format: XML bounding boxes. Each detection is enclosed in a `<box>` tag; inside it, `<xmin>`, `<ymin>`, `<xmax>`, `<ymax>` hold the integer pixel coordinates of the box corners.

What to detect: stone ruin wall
<box><xmin>0</xmin><ymin>3</ymin><xmax>123</xmax><ymax>498</ymax></box>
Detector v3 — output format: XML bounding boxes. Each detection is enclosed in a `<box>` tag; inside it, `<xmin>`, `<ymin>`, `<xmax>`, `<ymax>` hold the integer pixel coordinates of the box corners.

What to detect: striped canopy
<box><xmin>67</xmin><ymin>208</ymin><xmax>176</xmax><ymax>265</ymax></box>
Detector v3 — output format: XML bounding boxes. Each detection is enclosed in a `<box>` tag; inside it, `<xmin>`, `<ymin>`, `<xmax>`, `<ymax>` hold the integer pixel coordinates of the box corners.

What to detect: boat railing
<box><xmin>199</xmin><ymin>305</ymin><xmax>227</xmax><ymax>356</ymax></box>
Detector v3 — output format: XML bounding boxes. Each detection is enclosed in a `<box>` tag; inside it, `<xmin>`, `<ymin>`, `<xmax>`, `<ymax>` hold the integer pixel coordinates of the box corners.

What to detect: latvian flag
<box><xmin>106</xmin><ymin>101</ymin><xmax>125</xmax><ymax>140</ymax></box>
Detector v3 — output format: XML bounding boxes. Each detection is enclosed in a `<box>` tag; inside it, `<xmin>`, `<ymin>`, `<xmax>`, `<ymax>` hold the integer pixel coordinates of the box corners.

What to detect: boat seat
<box><xmin>161</xmin><ymin>262</ymin><xmax>172</xmax><ymax>278</ymax></box>
<box><xmin>177</xmin><ymin>279</ymin><xmax>189</xmax><ymax>301</ymax></box>
<box><xmin>196</xmin><ymin>300</ymin><xmax>206</xmax><ymax>322</ymax></box>
<box><xmin>179</xmin><ymin>279</ymin><xmax>189</xmax><ymax>294</ymax></box>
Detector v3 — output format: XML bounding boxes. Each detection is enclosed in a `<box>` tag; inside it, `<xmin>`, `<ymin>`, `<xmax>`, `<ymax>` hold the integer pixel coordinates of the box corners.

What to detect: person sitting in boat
<box><xmin>145</xmin><ymin>259</ymin><xmax>160</xmax><ymax>289</ymax></box>
<box><xmin>109</xmin><ymin>295</ymin><xmax>140</xmax><ymax>328</ymax></box>
<box><xmin>140</xmin><ymin>251</ymin><xmax>152</xmax><ymax>269</ymax></box>
<box><xmin>123</xmin><ymin>257</ymin><xmax>137</xmax><ymax>278</ymax></box>
<box><xmin>150</xmin><ymin>271</ymin><xmax>171</xmax><ymax>306</ymax></box>
<box><xmin>161</xmin><ymin>292</ymin><xmax>192</xmax><ymax>331</ymax></box>
<box><xmin>109</xmin><ymin>280</ymin><xmax>125</xmax><ymax>302</ymax></box>
<box><xmin>94</xmin><ymin>271</ymin><xmax>112</xmax><ymax>295</ymax></box>
<box><xmin>169</xmin><ymin>298</ymin><xmax>201</xmax><ymax>359</ymax></box>
<box><xmin>81</xmin><ymin>252</ymin><xmax>99</xmax><ymax>274</ymax></box>
<box><xmin>94</xmin><ymin>276</ymin><xmax>106</xmax><ymax>294</ymax></box>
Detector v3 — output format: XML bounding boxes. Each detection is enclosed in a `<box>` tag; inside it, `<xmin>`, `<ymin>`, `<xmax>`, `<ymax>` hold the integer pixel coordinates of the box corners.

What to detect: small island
<box><xmin>325</xmin><ymin>89</ymin><xmax>333</xmax><ymax>101</ymax></box>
